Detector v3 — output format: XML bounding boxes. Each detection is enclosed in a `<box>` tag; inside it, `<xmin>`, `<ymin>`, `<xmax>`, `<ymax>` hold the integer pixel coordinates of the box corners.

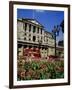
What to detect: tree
<box><xmin>58</xmin><ymin>40</ymin><xmax>64</xmax><ymax>47</ymax></box>
<box><xmin>60</xmin><ymin>20</ymin><xmax>64</xmax><ymax>33</ymax></box>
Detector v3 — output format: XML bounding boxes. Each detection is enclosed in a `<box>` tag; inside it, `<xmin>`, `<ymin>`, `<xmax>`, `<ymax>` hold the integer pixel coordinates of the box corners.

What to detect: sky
<box><xmin>17</xmin><ymin>9</ymin><xmax>64</xmax><ymax>43</ymax></box>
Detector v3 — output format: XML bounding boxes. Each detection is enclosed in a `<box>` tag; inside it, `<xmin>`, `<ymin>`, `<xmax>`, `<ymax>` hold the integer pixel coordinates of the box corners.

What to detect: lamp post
<box><xmin>38</xmin><ymin>40</ymin><xmax>42</xmax><ymax>58</ymax></box>
<box><xmin>52</xmin><ymin>25</ymin><xmax>60</xmax><ymax>56</ymax></box>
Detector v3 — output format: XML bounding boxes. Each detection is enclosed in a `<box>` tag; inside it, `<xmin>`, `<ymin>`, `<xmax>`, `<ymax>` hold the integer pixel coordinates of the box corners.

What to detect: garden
<box><xmin>17</xmin><ymin>59</ymin><xmax>64</xmax><ymax>81</ymax></box>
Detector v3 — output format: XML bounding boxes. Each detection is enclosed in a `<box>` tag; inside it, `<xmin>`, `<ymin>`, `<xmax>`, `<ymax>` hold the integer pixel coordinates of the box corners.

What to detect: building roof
<box><xmin>18</xmin><ymin>18</ymin><xmax>44</xmax><ymax>28</ymax></box>
<box><xmin>44</xmin><ymin>30</ymin><xmax>53</xmax><ymax>35</ymax></box>
<box><xmin>17</xmin><ymin>18</ymin><xmax>54</xmax><ymax>39</ymax></box>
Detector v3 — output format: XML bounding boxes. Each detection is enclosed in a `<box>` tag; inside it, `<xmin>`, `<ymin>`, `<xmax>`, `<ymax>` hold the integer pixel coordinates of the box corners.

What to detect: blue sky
<box><xmin>17</xmin><ymin>9</ymin><xmax>64</xmax><ymax>42</ymax></box>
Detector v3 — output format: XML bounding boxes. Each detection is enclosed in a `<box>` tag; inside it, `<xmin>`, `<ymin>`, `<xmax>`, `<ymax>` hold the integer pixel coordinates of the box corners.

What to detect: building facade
<box><xmin>17</xmin><ymin>18</ymin><xmax>55</xmax><ymax>59</ymax></box>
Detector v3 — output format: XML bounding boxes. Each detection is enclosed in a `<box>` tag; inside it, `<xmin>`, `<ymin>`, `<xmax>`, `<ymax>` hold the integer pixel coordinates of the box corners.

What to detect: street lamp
<box><xmin>38</xmin><ymin>40</ymin><xmax>42</xmax><ymax>58</ymax></box>
<box><xmin>52</xmin><ymin>25</ymin><xmax>60</xmax><ymax>56</ymax></box>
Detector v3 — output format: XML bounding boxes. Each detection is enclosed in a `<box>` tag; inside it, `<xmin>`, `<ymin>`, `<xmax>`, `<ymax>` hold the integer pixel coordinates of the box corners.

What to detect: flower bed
<box><xmin>17</xmin><ymin>59</ymin><xmax>64</xmax><ymax>80</ymax></box>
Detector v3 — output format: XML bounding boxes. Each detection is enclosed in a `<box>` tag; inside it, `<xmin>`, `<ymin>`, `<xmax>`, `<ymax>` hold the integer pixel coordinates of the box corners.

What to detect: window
<box><xmin>24</xmin><ymin>33</ymin><xmax>26</xmax><ymax>36</ymax></box>
<box><xmin>24</xmin><ymin>45</ymin><xmax>27</xmax><ymax>48</ymax></box>
<box><xmin>45</xmin><ymin>48</ymin><xmax>47</xmax><ymax>50</ymax></box>
<box><xmin>33</xmin><ymin>36</ymin><xmax>36</xmax><ymax>42</ymax></box>
<box><xmin>29</xmin><ymin>46</ymin><xmax>32</xmax><ymax>48</ymax></box>
<box><xmin>24</xmin><ymin>37</ymin><xmax>26</xmax><ymax>40</ymax></box>
<box><xmin>29</xmin><ymin>24</ymin><xmax>31</xmax><ymax>32</ymax></box>
<box><xmin>25</xmin><ymin>23</ymin><xmax>27</xmax><ymax>31</ymax></box>
<box><xmin>41</xmin><ymin>28</ymin><xmax>42</xmax><ymax>34</ymax></box>
<box><xmin>37</xmin><ymin>27</ymin><xmax>39</xmax><ymax>33</ymax></box>
<box><xmin>29</xmin><ymin>34</ymin><xmax>31</xmax><ymax>37</ymax></box>
<box><xmin>42</xmin><ymin>47</ymin><xmax>44</xmax><ymax>49</ymax></box>
<box><xmin>29</xmin><ymin>38</ymin><xmax>31</xmax><ymax>41</ymax></box>
<box><xmin>33</xmin><ymin>26</ymin><xmax>36</xmax><ymax>33</ymax></box>
<box><xmin>18</xmin><ymin>44</ymin><xmax>22</xmax><ymax>48</ymax></box>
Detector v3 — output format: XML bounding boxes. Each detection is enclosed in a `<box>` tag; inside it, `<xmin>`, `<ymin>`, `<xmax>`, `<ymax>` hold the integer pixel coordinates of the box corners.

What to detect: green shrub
<box><xmin>17</xmin><ymin>60</ymin><xmax>64</xmax><ymax>80</ymax></box>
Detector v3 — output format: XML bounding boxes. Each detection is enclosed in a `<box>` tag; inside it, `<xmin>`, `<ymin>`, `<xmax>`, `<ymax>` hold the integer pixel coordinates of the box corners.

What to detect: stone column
<box><xmin>31</xmin><ymin>25</ymin><xmax>33</xmax><ymax>42</ymax></box>
<box><xmin>27</xmin><ymin>23</ymin><xmax>29</xmax><ymax>32</ymax></box>
<box><xmin>35</xmin><ymin>27</ymin><xmax>38</xmax><ymax>43</ymax></box>
<box><xmin>18</xmin><ymin>46</ymin><xmax>24</xmax><ymax>56</ymax></box>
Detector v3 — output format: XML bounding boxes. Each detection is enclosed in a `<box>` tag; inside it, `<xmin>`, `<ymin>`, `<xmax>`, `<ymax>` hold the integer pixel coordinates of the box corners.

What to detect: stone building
<box><xmin>17</xmin><ymin>18</ymin><xmax>55</xmax><ymax>59</ymax></box>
